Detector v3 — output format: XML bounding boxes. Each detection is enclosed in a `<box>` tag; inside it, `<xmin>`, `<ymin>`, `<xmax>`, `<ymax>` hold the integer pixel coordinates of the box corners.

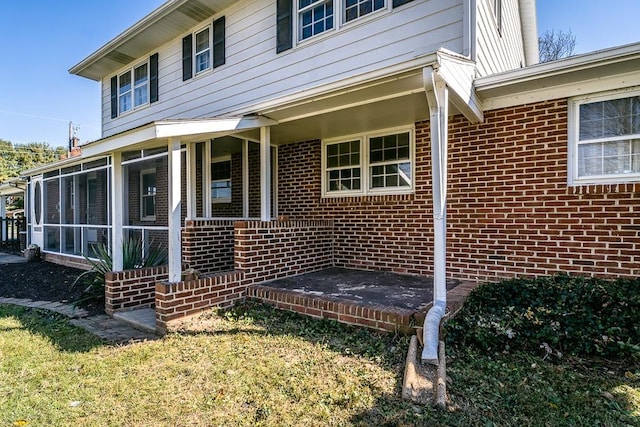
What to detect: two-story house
<box><xmin>21</xmin><ymin>0</ymin><xmax>640</xmax><ymax>340</ymax></box>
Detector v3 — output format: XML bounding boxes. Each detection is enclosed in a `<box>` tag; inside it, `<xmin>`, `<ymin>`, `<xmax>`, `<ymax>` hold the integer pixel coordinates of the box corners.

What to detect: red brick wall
<box><xmin>182</xmin><ymin>219</ymin><xmax>235</xmax><ymax>275</ymax></box>
<box><xmin>105</xmin><ymin>266</ymin><xmax>168</xmax><ymax>315</ymax></box>
<box><xmin>155</xmin><ymin>219</ymin><xmax>333</xmax><ymax>332</ymax></box>
<box><xmin>277</xmin><ymin>99</ymin><xmax>640</xmax><ymax>282</ymax></box>
<box><xmin>234</xmin><ymin>220</ymin><xmax>333</xmax><ymax>282</ymax></box>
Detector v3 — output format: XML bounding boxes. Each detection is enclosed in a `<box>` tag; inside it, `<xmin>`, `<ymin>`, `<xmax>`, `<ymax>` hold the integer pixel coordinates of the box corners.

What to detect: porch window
<box><xmin>369</xmin><ymin>132</ymin><xmax>411</xmax><ymax>189</ymax></box>
<box><xmin>118</xmin><ymin>62</ymin><xmax>149</xmax><ymax>114</ymax></box>
<box><xmin>570</xmin><ymin>90</ymin><xmax>640</xmax><ymax>184</ymax></box>
<box><xmin>323</xmin><ymin>127</ymin><xmax>414</xmax><ymax>196</ymax></box>
<box><xmin>326</xmin><ymin>140</ymin><xmax>362</xmax><ymax>192</ymax></box>
<box><xmin>211</xmin><ymin>158</ymin><xmax>232</xmax><ymax>203</ymax></box>
<box><xmin>141</xmin><ymin>169</ymin><xmax>157</xmax><ymax>220</ymax></box>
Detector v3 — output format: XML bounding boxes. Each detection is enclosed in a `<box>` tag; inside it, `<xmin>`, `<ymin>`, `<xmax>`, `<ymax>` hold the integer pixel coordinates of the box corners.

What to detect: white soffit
<box><xmin>476</xmin><ymin>42</ymin><xmax>640</xmax><ymax>110</ymax></box>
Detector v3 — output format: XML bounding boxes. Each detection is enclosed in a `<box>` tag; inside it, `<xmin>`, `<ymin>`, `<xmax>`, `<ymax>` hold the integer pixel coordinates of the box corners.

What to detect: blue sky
<box><xmin>0</xmin><ymin>0</ymin><xmax>639</xmax><ymax>148</ymax></box>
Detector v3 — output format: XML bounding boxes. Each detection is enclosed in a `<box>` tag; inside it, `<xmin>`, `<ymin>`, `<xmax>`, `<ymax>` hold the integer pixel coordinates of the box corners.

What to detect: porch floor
<box><xmin>248</xmin><ymin>267</ymin><xmax>478</xmax><ymax>333</ymax></box>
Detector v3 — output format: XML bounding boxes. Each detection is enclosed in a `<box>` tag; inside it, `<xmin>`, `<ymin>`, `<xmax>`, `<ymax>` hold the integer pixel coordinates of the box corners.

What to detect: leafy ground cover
<box><xmin>1</xmin><ymin>300</ymin><xmax>638</xmax><ymax>426</ymax></box>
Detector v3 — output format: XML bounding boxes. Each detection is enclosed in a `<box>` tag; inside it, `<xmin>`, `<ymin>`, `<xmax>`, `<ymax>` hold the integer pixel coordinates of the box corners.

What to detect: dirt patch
<box><xmin>0</xmin><ymin>258</ymin><xmax>104</xmax><ymax>315</ymax></box>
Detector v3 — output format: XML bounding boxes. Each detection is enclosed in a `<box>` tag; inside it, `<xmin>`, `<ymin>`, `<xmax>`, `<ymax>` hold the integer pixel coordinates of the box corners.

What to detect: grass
<box><xmin>1</xmin><ymin>302</ymin><xmax>638</xmax><ymax>426</ymax></box>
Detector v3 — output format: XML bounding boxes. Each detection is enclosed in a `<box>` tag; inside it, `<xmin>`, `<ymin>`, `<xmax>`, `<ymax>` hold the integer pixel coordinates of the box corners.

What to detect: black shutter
<box><xmin>150</xmin><ymin>53</ymin><xmax>159</xmax><ymax>103</ymax></box>
<box><xmin>213</xmin><ymin>16</ymin><xmax>225</xmax><ymax>68</ymax></box>
<box><xmin>110</xmin><ymin>76</ymin><xmax>118</xmax><ymax>119</ymax></box>
<box><xmin>276</xmin><ymin>0</ymin><xmax>293</xmax><ymax>53</ymax></box>
<box><xmin>392</xmin><ymin>0</ymin><xmax>414</xmax><ymax>7</ymax></box>
<box><xmin>182</xmin><ymin>34</ymin><xmax>193</xmax><ymax>81</ymax></box>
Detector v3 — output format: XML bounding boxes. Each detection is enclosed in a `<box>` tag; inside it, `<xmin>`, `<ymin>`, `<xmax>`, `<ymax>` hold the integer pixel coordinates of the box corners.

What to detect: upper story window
<box><xmin>322</xmin><ymin>127</ymin><xmax>414</xmax><ymax>196</ymax></box>
<box><xmin>110</xmin><ymin>53</ymin><xmax>158</xmax><ymax>119</ymax></box>
<box><xmin>344</xmin><ymin>0</ymin><xmax>385</xmax><ymax>23</ymax></box>
<box><xmin>195</xmin><ymin>27</ymin><xmax>211</xmax><ymax>73</ymax></box>
<box><xmin>569</xmin><ymin>90</ymin><xmax>640</xmax><ymax>184</ymax></box>
<box><xmin>182</xmin><ymin>16</ymin><xmax>226</xmax><ymax>81</ymax></box>
<box><xmin>278</xmin><ymin>0</ymin><xmax>412</xmax><ymax>52</ymax></box>
<box><xmin>299</xmin><ymin>0</ymin><xmax>335</xmax><ymax>40</ymax></box>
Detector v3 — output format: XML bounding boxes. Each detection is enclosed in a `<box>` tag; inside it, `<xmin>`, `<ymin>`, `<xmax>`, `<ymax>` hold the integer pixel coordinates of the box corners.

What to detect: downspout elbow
<box><xmin>421</xmin><ymin>299</ymin><xmax>446</xmax><ymax>365</ymax></box>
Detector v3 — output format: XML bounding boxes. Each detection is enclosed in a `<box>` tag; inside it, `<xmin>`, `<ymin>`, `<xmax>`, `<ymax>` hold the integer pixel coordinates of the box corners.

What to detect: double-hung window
<box><xmin>323</xmin><ymin>128</ymin><xmax>414</xmax><ymax>196</ymax></box>
<box><xmin>118</xmin><ymin>62</ymin><xmax>149</xmax><ymax>114</ymax></box>
<box><xmin>296</xmin><ymin>0</ymin><xmax>388</xmax><ymax>41</ymax></box>
<box><xmin>344</xmin><ymin>0</ymin><xmax>385</xmax><ymax>23</ymax></box>
<box><xmin>299</xmin><ymin>0</ymin><xmax>335</xmax><ymax>40</ymax></box>
<box><xmin>211</xmin><ymin>158</ymin><xmax>232</xmax><ymax>203</ymax></box>
<box><xmin>195</xmin><ymin>27</ymin><xmax>211</xmax><ymax>74</ymax></box>
<box><xmin>570</xmin><ymin>90</ymin><xmax>640</xmax><ymax>184</ymax></box>
<box><xmin>141</xmin><ymin>169</ymin><xmax>157</xmax><ymax>221</ymax></box>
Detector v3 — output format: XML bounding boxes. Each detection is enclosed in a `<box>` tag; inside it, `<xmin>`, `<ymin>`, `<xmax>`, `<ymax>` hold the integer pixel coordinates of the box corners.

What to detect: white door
<box><xmin>30</xmin><ymin>176</ymin><xmax>44</xmax><ymax>248</ymax></box>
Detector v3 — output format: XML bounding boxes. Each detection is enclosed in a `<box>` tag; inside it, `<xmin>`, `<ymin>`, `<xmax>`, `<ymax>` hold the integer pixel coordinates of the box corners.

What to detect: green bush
<box><xmin>73</xmin><ymin>238</ymin><xmax>168</xmax><ymax>306</ymax></box>
<box><xmin>446</xmin><ymin>275</ymin><xmax>640</xmax><ymax>359</ymax></box>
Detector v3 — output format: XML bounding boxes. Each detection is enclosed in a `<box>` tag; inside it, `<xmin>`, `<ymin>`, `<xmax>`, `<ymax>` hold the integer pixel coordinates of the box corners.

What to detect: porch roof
<box><xmin>81</xmin><ymin>115</ymin><xmax>278</xmax><ymax>157</ymax></box>
<box><xmin>0</xmin><ymin>179</ymin><xmax>25</xmax><ymax>197</ymax></box>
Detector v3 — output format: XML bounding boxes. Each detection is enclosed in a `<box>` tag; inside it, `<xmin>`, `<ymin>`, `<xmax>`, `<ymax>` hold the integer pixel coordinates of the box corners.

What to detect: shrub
<box><xmin>446</xmin><ymin>275</ymin><xmax>640</xmax><ymax>359</ymax></box>
<box><xmin>73</xmin><ymin>238</ymin><xmax>168</xmax><ymax>306</ymax></box>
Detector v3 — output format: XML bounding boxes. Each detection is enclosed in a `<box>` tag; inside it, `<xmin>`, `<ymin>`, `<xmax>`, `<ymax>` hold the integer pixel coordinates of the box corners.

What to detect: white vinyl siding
<box><xmin>101</xmin><ymin>0</ymin><xmax>464</xmax><ymax>138</ymax></box>
<box><xmin>569</xmin><ymin>90</ymin><xmax>640</xmax><ymax>184</ymax></box>
<box><xmin>475</xmin><ymin>0</ymin><xmax>525</xmax><ymax>76</ymax></box>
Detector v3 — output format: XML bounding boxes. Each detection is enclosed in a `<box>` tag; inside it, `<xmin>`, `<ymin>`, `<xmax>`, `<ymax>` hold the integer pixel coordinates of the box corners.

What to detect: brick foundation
<box><xmin>247</xmin><ymin>284</ymin><xmax>416</xmax><ymax>333</ymax></box>
<box><xmin>41</xmin><ymin>252</ymin><xmax>92</xmax><ymax>271</ymax></box>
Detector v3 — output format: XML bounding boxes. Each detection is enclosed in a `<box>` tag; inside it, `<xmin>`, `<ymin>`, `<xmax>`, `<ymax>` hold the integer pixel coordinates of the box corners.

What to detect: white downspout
<box><xmin>422</xmin><ymin>67</ymin><xmax>449</xmax><ymax>365</ymax></box>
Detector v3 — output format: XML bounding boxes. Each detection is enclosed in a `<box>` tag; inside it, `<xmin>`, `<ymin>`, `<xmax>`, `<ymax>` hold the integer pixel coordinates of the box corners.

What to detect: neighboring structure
<box><xmin>19</xmin><ymin>0</ymin><xmax>639</xmax><ymax>336</ymax></box>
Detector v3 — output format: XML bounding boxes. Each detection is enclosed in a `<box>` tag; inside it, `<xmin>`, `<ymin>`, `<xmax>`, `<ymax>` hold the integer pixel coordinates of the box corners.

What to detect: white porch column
<box><xmin>242</xmin><ymin>139</ymin><xmax>249</xmax><ymax>218</ymax></box>
<box><xmin>187</xmin><ymin>142</ymin><xmax>196</xmax><ymax>219</ymax></box>
<box><xmin>422</xmin><ymin>66</ymin><xmax>449</xmax><ymax>365</ymax></box>
<box><xmin>260</xmin><ymin>126</ymin><xmax>271</xmax><ymax>221</ymax></box>
<box><xmin>168</xmin><ymin>137</ymin><xmax>182</xmax><ymax>282</ymax></box>
<box><xmin>111</xmin><ymin>152</ymin><xmax>124</xmax><ymax>271</ymax></box>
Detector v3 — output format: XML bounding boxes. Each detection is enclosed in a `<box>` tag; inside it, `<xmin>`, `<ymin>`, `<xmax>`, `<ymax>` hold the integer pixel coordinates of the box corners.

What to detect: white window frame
<box><xmin>568</xmin><ymin>88</ymin><xmax>640</xmax><ymax>185</ymax></box>
<box><xmin>118</xmin><ymin>61</ymin><xmax>150</xmax><ymax>115</ymax></box>
<box><xmin>322</xmin><ymin>126</ymin><xmax>415</xmax><ymax>197</ymax></box>
<box><xmin>140</xmin><ymin>168</ymin><xmax>157</xmax><ymax>221</ymax></box>
<box><xmin>194</xmin><ymin>25</ymin><xmax>212</xmax><ymax>75</ymax></box>
<box><xmin>211</xmin><ymin>156</ymin><xmax>232</xmax><ymax>204</ymax></box>
<box><xmin>295</xmin><ymin>0</ymin><xmax>389</xmax><ymax>44</ymax></box>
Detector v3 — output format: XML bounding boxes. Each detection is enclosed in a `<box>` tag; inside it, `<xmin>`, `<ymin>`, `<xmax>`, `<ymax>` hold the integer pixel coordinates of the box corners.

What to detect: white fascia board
<box><xmin>154</xmin><ymin>116</ymin><xmax>278</xmax><ymax>138</ymax></box>
<box><xmin>435</xmin><ymin>50</ymin><xmax>483</xmax><ymax>123</ymax></box>
<box><xmin>81</xmin><ymin>116</ymin><xmax>278</xmax><ymax>158</ymax></box>
<box><xmin>477</xmin><ymin>42</ymin><xmax>640</xmax><ymax>109</ymax></box>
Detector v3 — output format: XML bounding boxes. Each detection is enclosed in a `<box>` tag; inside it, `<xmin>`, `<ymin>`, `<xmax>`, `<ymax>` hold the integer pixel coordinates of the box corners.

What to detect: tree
<box><xmin>0</xmin><ymin>139</ymin><xmax>66</xmax><ymax>182</ymax></box>
<box><xmin>538</xmin><ymin>29</ymin><xmax>576</xmax><ymax>63</ymax></box>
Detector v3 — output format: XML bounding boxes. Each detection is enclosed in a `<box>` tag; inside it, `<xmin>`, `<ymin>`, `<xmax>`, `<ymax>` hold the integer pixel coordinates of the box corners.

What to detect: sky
<box><xmin>0</xmin><ymin>0</ymin><xmax>639</xmax><ymax>149</ymax></box>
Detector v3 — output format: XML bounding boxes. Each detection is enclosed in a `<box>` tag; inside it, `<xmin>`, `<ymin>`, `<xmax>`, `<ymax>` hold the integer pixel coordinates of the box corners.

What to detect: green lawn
<box><xmin>1</xmin><ymin>302</ymin><xmax>638</xmax><ymax>426</ymax></box>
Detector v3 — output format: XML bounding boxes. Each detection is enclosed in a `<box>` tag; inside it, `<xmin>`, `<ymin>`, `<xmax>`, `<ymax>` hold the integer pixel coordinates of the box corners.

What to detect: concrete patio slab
<box><xmin>0</xmin><ymin>251</ymin><xmax>26</xmax><ymax>264</ymax></box>
<box><xmin>113</xmin><ymin>308</ymin><xmax>157</xmax><ymax>334</ymax></box>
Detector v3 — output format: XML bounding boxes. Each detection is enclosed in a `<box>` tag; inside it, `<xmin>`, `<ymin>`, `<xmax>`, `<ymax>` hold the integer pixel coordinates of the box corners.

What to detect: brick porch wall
<box><xmin>154</xmin><ymin>220</ymin><xmax>333</xmax><ymax>333</ymax></box>
<box><xmin>277</xmin><ymin>99</ymin><xmax>640</xmax><ymax>282</ymax></box>
<box><xmin>105</xmin><ymin>266</ymin><xmax>168</xmax><ymax>315</ymax></box>
<box><xmin>182</xmin><ymin>219</ymin><xmax>235</xmax><ymax>275</ymax></box>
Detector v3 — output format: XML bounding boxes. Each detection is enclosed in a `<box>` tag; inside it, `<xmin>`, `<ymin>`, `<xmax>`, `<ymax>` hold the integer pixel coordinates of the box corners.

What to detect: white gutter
<box><xmin>422</xmin><ymin>66</ymin><xmax>449</xmax><ymax>365</ymax></box>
